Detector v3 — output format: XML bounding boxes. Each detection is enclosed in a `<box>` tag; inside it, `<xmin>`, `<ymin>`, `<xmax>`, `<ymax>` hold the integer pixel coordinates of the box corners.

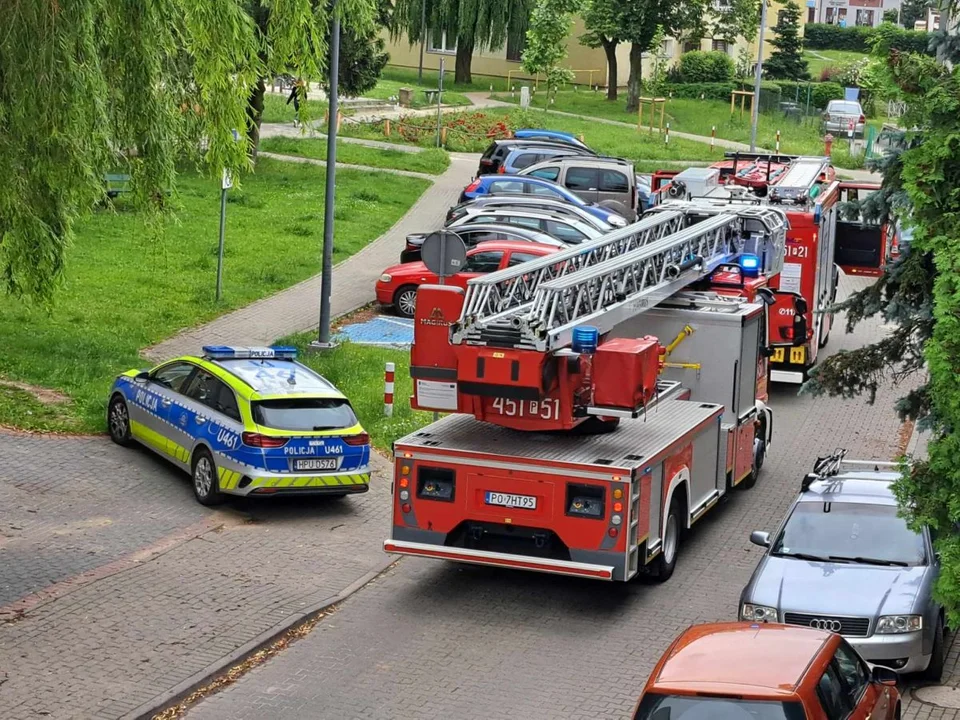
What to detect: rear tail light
<box><xmin>566</xmin><ymin>483</ymin><xmax>604</xmax><ymax>518</ymax></box>
<box><xmin>417</xmin><ymin>467</ymin><xmax>455</xmax><ymax>501</ymax></box>
<box><xmin>343</xmin><ymin>432</ymin><xmax>369</xmax><ymax>446</ymax></box>
<box><xmin>464</xmin><ymin>179</ymin><xmax>481</xmax><ymax>193</ymax></box>
<box><xmin>497</xmin><ymin>165</ymin><xmax>506</xmax><ymax>174</ymax></box>
<box><xmin>241</xmin><ymin>432</ymin><xmax>289</xmax><ymax>448</ymax></box>
<box><xmin>480</xmin><ymin>158</ymin><xmax>494</xmax><ymax>166</ymax></box>
<box><xmin>858</xmin><ymin>114</ymin><xmax>866</xmax><ymax>124</ymax></box>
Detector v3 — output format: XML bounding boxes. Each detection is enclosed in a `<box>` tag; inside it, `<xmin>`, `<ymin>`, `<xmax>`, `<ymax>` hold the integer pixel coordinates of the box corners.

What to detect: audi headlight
<box><xmin>741</xmin><ymin>603</ymin><xmax>778</xmax><ymax>623</ymax></box>
<box><xmin>876</xmin><ymin>615</ymin><xmax>922</xmax><ymax>634</ymax></box>
<box><xmin>608</xmin><ymin>215</ymin><xmax>627</xmax><ymax>228</ymax></box>
<box><xmin>379</xmin><ymin>273</ymin><xmax>392</xmax><ymax>283</ymax></box>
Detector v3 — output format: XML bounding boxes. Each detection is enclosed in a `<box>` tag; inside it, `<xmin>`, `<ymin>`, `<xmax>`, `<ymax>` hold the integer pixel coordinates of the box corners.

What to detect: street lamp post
<box><xmin>314</xmin><ymin>1</ymin><xmax>340</xmax><ymax>349</ymax></box>
<box><xmin>750</xmin><ymin>0</ymin><xmax>769</xmax><ymax>153</ymax></box>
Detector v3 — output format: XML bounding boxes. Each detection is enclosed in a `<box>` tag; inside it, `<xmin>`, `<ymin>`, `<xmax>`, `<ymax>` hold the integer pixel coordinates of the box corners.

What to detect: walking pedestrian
<box><xmin>287</xmin><ymin>79</ymin><xmax>305</xmax><ymax>128</ymax></box>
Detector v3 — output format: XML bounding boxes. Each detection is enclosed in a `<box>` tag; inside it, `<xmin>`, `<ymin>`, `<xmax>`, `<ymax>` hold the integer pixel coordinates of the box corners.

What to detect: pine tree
<box><xmin>764</xmin><ymin>0</ymin><xmax>810</xmax><ymax>80</ymax></box>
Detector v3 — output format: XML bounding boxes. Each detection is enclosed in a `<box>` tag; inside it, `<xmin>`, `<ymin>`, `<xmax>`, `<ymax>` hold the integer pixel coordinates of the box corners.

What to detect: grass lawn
<box><xmin>365</xmin><ymin>78</ymin><xmax>472</xmax><ymax>109</ymax></box>
<box><xmin>381</xmin><ymin>65</ymin><xmax>497</xmax><ymax>93</ymax></box>
<box><xmin>0</xmin><ymin>159</ymin><xmax>430</xmax><ymax>434</ymax></box>
<box><xmin>260</xmin><ymin>137</ymin><xmax>451</xmax><ymax>175</ymax></box>
<box><xmin>342</xmin><ymin>107</ymin><xmax>719</xmax><ymax>162</ymax></box>
<box><xmin>489</xmin><ymin>91</ymin><xmax>876</xmax><ymax>168</ymax></box>
<box><xmin>287</xmin><ymin>336</ymin><xmax>431</xmax><ymax>454</ymax></box>
<box><xmin>803</xmin><ymin>49</ymin><xmax>869</xmax><ymax>79</ymax></box>
<box><xmin>261</xmin><ymin>92</ymin><xmax>333</xmax><ymax>124</ymax></box>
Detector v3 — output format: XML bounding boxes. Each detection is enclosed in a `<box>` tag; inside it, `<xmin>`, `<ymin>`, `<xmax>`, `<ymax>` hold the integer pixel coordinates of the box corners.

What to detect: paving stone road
<box><xmin>186</xmin><ymin>274</ymin><xmax>960</xmax><ymax>720</ymax></box>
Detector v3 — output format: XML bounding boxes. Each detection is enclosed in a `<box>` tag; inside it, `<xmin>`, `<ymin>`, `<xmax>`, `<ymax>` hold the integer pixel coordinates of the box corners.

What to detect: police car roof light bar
<box><xmin>202</xmin><ymin>345</ymin><xmax>298</xmax><ymax>360</ymax></box>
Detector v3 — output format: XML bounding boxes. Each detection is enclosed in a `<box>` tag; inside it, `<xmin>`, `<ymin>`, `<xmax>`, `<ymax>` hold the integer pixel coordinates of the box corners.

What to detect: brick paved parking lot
<box><xmin>186</xmin><ymin>275</ymin><xmax>960</xmax><ymax>720</ymax></box>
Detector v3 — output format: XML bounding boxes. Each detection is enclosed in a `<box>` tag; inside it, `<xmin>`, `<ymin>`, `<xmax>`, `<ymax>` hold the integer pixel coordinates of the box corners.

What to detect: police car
<box><xmin>107</xmin><ymin>346</ymin><xmax>371</xmax><ymax>505</ymax></box>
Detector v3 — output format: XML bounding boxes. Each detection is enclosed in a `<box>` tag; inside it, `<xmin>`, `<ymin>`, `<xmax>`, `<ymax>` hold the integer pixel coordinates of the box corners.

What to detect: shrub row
<box><xmin>803</xmin><ymin>22</ymin><xmax>933</xmax><ymax>55</ymax></box>
<box><xmin>662</xmin><ymin>80</ymin><xmax>844</xmax><ymax>110</ymax></box>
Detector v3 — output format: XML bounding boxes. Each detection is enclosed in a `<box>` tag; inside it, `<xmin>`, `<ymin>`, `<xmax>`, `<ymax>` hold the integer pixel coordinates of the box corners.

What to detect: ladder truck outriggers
<box><xmin>651</xmin><ymin>153</ymin><xmax>890</xmax><ymax>384</ymax></box>
<box><xmin>384</xmin><ymin>206</ymin><xmax>788</xmax><ymax>582</ymax></box>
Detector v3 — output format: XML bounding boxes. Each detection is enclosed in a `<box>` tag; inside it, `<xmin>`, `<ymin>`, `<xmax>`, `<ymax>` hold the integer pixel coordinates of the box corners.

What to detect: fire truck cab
<box><xmin>385</xmin><ymin>205</ymin><xmax>787</xmax><ymax>583</ymax></box>
<box><xmin>651</xmin><ymin>154</ymin><xmax>888</xmax><ymax>384</ymax></box>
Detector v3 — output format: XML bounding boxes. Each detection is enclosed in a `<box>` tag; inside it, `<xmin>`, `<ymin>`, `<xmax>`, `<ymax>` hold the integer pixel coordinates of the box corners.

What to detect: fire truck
<box><xmin>383</xmin><ymin>205</ymin><xmax>788</xmax><ymax>582</ymax></box>
<box><xmin>650</xmin><ymin>152</ymin><xmax>889</xmax><ymax>384</ymax></box>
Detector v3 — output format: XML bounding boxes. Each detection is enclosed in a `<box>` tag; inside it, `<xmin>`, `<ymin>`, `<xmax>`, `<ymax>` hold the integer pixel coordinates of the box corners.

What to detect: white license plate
<box><xmin>293</xmin><ymin>457</ymin><xmax>338</xmax><ymax>471</ymax></box>
<box><xmin>485</xmin><ymin>491</ymin><xmax>537</xmax><ymax>510</ymax></box>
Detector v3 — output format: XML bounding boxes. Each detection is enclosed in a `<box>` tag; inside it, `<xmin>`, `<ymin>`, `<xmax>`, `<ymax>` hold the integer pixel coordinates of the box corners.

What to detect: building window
<box><xmin>808</xmin><ymin>6</ymin><xmax>816</xmax><ymax>22</ymax></box>
<box><xmin>777</xmin><ymin>9</ymin><xmax>788</xmax><ymax>25</ymax></box>
<box><xmin>682</xmin><ymin>40</ymin><xmax>700</xmax><ymax>53</ymax></box>
<box><xmin>711</xmin><ymin>39</ymin><xmax>729</xmax><ymax>53</ymax></box>
<box><xmin>506</xmin><ymin>32</ymin><xmax>525</xmax><ymax>62</ymax></box>
<box><xmin>855</xmin><ymin>9</ymin><xmax>875</xmax><ymax>26</ymax></box>
<box><xmin>428</xmin><ymin>28</ymin><xmax>457</xmax><ymax>54</ymax></box>
<box><xmin>660</xmin><ymin>39</ymin><xmax>673</xmax><ymax>55</ymax></box>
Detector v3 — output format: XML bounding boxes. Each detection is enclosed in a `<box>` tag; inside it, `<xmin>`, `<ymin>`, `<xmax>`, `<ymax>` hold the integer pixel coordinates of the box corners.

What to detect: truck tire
<box><xmin>652</xmin><ymin>496</ymin><xmax>682</xmax><ymax>582</ymax></box>
<box><xmin>740</xmin><ymin>437</ymin><xmax>765</xmax><ymax>490</ymax></box>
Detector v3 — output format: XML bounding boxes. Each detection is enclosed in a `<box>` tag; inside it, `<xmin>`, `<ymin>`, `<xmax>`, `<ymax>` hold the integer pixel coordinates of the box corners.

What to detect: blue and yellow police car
<box><xmin>107</xmin><ymin>346</ymin><xmax>371</xmax><ymax>505</ymax></box>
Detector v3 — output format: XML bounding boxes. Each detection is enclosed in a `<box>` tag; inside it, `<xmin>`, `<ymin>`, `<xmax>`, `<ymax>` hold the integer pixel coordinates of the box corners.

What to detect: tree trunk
<box><xmin>602</xmin><ymin>38</ymin><xmax>618</xmax><ymax>101</ymax></box>
<box><xmin>246</xmin><ymin>77</ymin><xmax>266</xmax><ymax>162</ymax></box>
<box><xmin>625</xmin><ymin>43</ymin><xmax>643</xmax><ymax>113</ymax></box>
<box><xmin>455</xmin><ymin>39</ymin><xmax>474</xmax><ymax>85</ymax></box>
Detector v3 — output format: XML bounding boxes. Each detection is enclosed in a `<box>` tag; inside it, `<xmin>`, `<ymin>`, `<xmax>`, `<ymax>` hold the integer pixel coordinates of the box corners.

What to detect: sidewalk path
<box><xmin>144</xmin><ymin>153</ymin><xmax>475</xmax><ymax>362</ymax></box>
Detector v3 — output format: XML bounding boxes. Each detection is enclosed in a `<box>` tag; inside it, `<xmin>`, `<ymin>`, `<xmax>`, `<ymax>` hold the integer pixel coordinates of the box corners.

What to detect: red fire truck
<box><xmin>650</xmin><ymin>153</ymin><xmax>890</xmax><ymax>384</ymax></box>
<box><xmin>384</xmin><ymin>206</ymin><xmax>788</xmax><ymax>582</ymax></box>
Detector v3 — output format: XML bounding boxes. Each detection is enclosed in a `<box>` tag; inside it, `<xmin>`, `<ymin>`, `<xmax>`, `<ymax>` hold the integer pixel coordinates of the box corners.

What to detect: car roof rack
<box><xmin>800</xmin><ymin>448</ymin><xmax>901</xmax><ymax>491</ymax></box>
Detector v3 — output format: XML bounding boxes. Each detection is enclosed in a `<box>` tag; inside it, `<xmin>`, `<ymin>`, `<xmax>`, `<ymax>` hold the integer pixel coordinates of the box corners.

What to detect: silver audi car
<box><xmin>738</xmin><ymin>451</ymin><xmax>945</xmax><ymax>679</ymax></box>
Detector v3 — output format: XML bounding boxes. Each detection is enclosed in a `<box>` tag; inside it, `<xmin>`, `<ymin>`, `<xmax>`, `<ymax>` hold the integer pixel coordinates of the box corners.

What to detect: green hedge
<box><xmin>774</xmin><ymin>80</ymin><xmax>845</xmax><ymax>109</ymax></box>
<box><xmin>663</xmin><ymin>80</ymin><xmax>845</xmax><ymax>112</ymax></box>
<box><xmin>676</xmin><ymin>51</ymin><xmax>736</xmax><ymax>83</ymax></box>
<box><xmin>803</xmin><ymin>22</ymin><xmax>933</xmax><ymax>55</ymax></box>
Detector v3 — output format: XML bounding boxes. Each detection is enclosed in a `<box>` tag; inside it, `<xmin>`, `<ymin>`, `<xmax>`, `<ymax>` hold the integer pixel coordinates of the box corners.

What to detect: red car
<box><xmin>376</xmin><ymin>240</ymin><xmax>558</xmax><ymax>318</ymax></box>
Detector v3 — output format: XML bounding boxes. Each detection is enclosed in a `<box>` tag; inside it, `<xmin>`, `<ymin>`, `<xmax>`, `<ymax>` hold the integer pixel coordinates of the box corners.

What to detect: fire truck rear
<box><xmin>384</xmin><ymin>207</ymin><xmax>786</xmax><ymax>582</ymax></box>
<box><xmin>650</xmin><ymin>153</ymin><xmax>889</xmax><ymax>384</ymax></box>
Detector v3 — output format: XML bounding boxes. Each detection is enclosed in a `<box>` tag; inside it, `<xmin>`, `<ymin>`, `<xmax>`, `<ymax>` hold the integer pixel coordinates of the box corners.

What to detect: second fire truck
<box><xmin>384</xmin><ymin>205</ymin><xmax>788</xmax><ymax>582</ymax></box>
<box><xmin>651</xmin><ymin>153</ymin><xmax>889</xmax><ymax>384</ymax></box>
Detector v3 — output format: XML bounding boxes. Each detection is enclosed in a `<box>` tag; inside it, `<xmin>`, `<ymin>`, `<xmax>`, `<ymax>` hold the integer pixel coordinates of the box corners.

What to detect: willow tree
<box><xmin>391</xmin><ymin>0</ymin><xmax>532</xmax><ymax>84</ymax></box>
<box><xmin>0</xmin><ymin>0</ymin><xmax>373</xmax><ymax>303</ymax></box>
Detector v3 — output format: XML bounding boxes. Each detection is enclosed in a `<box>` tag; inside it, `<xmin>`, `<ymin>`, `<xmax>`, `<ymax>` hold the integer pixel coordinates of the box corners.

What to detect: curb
<box><xmin>125</xmin><ymin>556</ymin><xmax>397</xmax><ymax>720</ymax></box>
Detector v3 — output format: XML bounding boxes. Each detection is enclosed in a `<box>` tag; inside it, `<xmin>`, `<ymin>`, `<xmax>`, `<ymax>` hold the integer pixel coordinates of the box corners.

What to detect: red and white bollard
<box><xmin>710</xmin><ymin>125</ymin><xmax>716</xmax><ymax>151</ymax></box>
<box><xmin>775</xmin><ymin>130</ymin><xmax>781</xmax><ymax>153</ymax></box>
<box><xmin>384</xmin><ymin>362</ymin><xmax>395</xmax><ymax>417</ymax></box>
<box><xmin>664</xmin><ymin>122</ymin><xmax>670</xmax><ymax>145</ymax></box>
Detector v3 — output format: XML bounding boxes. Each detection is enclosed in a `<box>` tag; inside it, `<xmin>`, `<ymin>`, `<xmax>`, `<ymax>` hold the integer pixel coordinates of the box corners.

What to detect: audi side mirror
<box><xmin>750</xmin><ymin>530</ymin><xmax>770</xmax><ymax>547</ymax></box>
<box><xmin>871</xmin><ymin>665</ymin><xmax>899</xmax><ymax>687</ymax></box>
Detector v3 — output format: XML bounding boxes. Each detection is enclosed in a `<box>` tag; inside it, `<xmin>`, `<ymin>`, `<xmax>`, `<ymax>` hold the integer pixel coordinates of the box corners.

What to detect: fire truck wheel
<box><xmin>740</xmin><ymin>438</ymin><xmax>765</xmax><ymax>490</ymax></box>
<box><xmin>652</xmin><ymin>497</ymin><xmax>682</xmax><ymax>582</ymax></box>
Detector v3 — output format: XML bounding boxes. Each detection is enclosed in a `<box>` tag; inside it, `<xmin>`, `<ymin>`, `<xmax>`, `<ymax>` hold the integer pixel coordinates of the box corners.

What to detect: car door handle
<box><xmin>196</xmin><ymin>415</ymin><xmax>207</xmax><ymax>425</ymax></box>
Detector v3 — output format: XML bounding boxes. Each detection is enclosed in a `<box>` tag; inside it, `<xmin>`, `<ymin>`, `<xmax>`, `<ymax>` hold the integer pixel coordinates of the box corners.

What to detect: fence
<box><xmin>504</xmin><ymin>68</ymin><xmax>604</xmax><ymax>93</ymax></box>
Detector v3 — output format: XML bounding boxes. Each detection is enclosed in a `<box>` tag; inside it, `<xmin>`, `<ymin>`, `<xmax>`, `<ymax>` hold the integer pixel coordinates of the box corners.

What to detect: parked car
<box><xmin>445</xmin><ymin>208</ymin><xmax>605</xmax><ymax>245</ymax></box>
<box><xmin>632</xmin><ymin>622</ymin><xmax>901</xmax><ymax>720</ymax></box>
<box><xmin>822</xmin><ymin>100</ymin><xmax>866</xmax><ymax>137</ymax></box>
<box><xmin>400</xmin><ymin>223</ymin><xmax>565</xmax><ymax>264</ymax></box>
<box><xmin>637</xmin><ymin>173</ymin><xmax>653</xmax><ymax>212</ymax></box>
<box><xmin>520</xmin><ymin>155</ymin><xmax>639</xmax><ymax>222</ymax></box>
<box><xmin>459</xmin><ymin>175</ymin><xmax>628</xmax><ymax>227</ymax></box>
<box><xmin>377</xmin><ymin>240</ymin><xmax>558</xmax><ymax>318</ymax></box>
<box><xmin>513</xmin><ymin>129</ymin><xmax>592</xmax><ymax>151</ymax></box>
<box><xmin>498</xmin><ymin>145</ymin><xmax>583</xmax><ymax>175</ymax></box>
<box><xmin>740</xmin><ymin>452</ymin><xmax>945</xmax><ymax>679</ymax></box>
<box><xmin>476</xmin><ymin>138</ymin><xmax>596</xmax><ymax>176</ymax></box>
<box><xmin>445</xmin><ymin>195</ymin><xmax>614</xmax><ymax>233</ymax></box>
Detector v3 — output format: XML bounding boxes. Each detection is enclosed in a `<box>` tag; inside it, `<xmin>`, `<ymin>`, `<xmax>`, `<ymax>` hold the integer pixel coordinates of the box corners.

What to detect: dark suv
<box><xmin>477</xmin><ymin>139</ymin><xmax>596</xmax><ymax>176</ymax></box>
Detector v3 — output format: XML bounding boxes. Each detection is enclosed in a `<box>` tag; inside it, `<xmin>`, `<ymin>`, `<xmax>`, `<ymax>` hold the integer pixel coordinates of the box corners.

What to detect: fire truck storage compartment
<box><xmin>390</xmin><ymin>400</ymin><xmax>725</xmax><ymax>581</ymax></box>
<box><xmin>592</xmin><ymin>336</ymin><xmax>660</xmax><ymax>410</ymax></box>
<box><xmin>609</xmin><ymin>300</ymin><xmax>763</xmax><ymax>423</ymax></box>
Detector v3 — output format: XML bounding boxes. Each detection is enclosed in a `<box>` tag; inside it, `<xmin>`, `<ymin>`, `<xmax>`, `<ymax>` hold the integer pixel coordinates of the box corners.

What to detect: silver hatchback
<box><xmin>739</xmin><ymin>451</ymin><xmax>945</xmax><ymax>679</ymax></box>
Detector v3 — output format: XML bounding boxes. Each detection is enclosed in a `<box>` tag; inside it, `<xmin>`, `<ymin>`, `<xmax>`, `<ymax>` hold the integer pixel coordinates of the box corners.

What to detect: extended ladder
<box><xmin>452</xmin><ymin>210</ymin><xmax>686</xmax><ymax>343</ymax></box>
<box><xmin>457</xmin><ymin>207</ymin><xmax>787</xmax><ymax>352</ymax></box>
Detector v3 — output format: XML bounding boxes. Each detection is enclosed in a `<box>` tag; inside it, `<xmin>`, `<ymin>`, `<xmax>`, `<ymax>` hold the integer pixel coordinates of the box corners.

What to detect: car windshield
<box><xmin>251</xmin><ymin>398</ymin><xmax>358</xmax><ymax>432</ymax></box>
<box><xmin>771</xmin><ymin>501</ymin><xmax>926</xmax><ymax>566</ymax></box>
<box><xmin>634</xmin><ymin>693</ymin><xmax>806</xmax><ymax>720</ymax></box>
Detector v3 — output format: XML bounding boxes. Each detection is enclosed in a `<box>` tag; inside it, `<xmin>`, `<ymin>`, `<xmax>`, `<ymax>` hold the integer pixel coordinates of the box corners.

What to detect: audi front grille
<box><xmin>783</xmin><ymin>612</ymin><xmax>870</xmax><ymax>637</ymax></box>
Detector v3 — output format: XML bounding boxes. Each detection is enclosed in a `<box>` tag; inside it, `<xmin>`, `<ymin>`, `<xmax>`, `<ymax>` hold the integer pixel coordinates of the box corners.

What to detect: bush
<box><xmin>664</xmin><ymin>81</ymin><xmax>737</xmax><ymax>101</ymax></box>
<box><xmin>676</xmin><ymin>51</ymin><xmax>736</xmax><ymax>83</ymax></box>
<box><xmin>803</xmin><ymin>22</ymin><xmax>934</xmax><ymax>55</ymax></box>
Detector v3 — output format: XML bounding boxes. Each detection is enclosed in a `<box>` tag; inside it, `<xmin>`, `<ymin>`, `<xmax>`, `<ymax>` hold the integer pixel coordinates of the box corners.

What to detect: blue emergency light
<box><xmin>202</xmin><ymin>345</ymin><xmax>298</xmax><ymax>360</ymax></box>
<box><xmin>571</xmin><ymin>326</ymin><xmax>599</xmax><ymax>354</ymax></box>
<box><xmin>739</xmin><ymin>254</ymin><xmax>761</xmax><ymax>277</ymax></box>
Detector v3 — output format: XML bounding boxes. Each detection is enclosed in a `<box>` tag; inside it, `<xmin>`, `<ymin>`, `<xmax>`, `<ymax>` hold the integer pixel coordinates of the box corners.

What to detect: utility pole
<box><xmin>750</xmin><ymin>0</ymin><xmax>769</xmax><ymax>153</ymax></box>
<box><xmin>418</xmin><ymin>0</ymin><xmax>426</xmax><ymax>83</ymax></box>
<box><xmin>314</xmin><ymin>1</ymin><xmax>340</xmax><ymax>349</ymax></box>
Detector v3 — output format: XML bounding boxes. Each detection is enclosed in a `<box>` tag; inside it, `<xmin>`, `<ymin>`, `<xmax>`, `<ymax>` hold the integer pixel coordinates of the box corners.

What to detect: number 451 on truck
<box><xmin>385</xmin><ymin>203</ymin><xmax>788</xmax><ymax>582</ymax></box>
